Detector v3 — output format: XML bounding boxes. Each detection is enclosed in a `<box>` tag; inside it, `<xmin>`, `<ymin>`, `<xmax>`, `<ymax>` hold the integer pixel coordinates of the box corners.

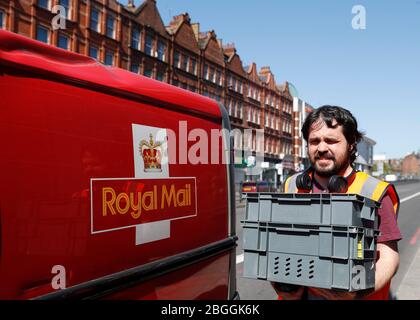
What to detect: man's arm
<box><xmin>373</xmin><ymin>241</ymin><xmax>400</xmax><ymax>290</ymax></box>
<box><xmin>297</xmin><ymin>242</ymin><xmax>400</xmax><ymax>300</ymax></box>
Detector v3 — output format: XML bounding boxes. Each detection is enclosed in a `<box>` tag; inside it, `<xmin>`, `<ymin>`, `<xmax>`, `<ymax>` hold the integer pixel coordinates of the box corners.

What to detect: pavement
<box><xmin>396</xmin><ymin>246</ymin><xmax>420</xmax><ymax>299</ymax></box>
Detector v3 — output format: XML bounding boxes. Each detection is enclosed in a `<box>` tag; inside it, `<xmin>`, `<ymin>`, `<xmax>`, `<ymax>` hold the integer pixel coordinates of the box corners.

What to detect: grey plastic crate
<box><xmin>242</xmin><ymin>222</ymin><xmax>379</xmax><ymax>292</ymax></box>
<box><xmin>244</xmin><ymin>193</ymin><xmax>380</xmax><ymax>229</ymax></box>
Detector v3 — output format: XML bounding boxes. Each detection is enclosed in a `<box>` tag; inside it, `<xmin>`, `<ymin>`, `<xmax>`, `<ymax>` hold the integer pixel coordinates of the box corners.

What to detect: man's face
<box><xmin>307</xmin><ymin>118</ymin><xmax>352</xmax><ymax>177</ymax></box>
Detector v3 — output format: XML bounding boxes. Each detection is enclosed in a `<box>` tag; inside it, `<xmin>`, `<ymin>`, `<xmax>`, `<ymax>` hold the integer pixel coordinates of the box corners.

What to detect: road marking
<box><xmin>410</xmin><ymin>228</ymin><xmax>420</xmax><ymax>246</ymax></box>
<box><xmin>400</xmin><ymin>191</ymin><xmax>420</xmax><ymax>203</ymax></box>
<box><xmin>235</xmin><ymin>190</ymin><xmax>420</xmax><ymax>263</ymax></box>
<box><xmin>236</xmin><ymin>253</ymin><xmax>244</xmax><ymax>264</ymax></box>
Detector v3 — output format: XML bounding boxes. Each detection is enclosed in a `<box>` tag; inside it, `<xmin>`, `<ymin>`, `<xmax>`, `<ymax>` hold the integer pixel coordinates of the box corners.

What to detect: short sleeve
<box><xmin>377</xmin><ymin>193</ymin><xmax>403</xmax><ymax>243</ymax></box>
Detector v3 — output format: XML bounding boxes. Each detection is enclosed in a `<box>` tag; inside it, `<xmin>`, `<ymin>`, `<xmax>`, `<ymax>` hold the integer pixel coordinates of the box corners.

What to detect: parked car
<box><xmin>241</xmin><ymin>181</ymin><xmax>274</xmax><ymax>193</ymax></box>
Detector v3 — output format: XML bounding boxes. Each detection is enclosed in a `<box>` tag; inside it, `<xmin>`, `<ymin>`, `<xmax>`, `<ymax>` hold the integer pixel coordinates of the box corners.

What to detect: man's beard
<box><xmin>311</xmin><ymin>153</ymin><xmax>349</xmax><ymax>177</ymax></box>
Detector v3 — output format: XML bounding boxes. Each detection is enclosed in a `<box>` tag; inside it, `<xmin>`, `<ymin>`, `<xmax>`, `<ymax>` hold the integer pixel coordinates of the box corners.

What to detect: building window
<box><xmin>181</xmin><ymin>55</ymin><xmax>188</xmax><ymax>71</ymax></box>
<box><xmin>38</xmin><ymin>0</ymin><xmax>51</xmax><ymax>10</ymax></box>
<box><xmin>145</xmin><ymin>34</ymin><xmax>153</xmax><ymax>56</ymax></box>
<box><xmin>106</xmin><ymin>15</ymin><xmax>116</xmax><ymax>39</ymax></box>
<box><xmin>191</xmin><ymin>59</ymin><xmax>197</xmax><ymax>75</ymax></box>
<box><xmin>216</xmin><ymin>70</ymin><xmax>221</xmax><ymax>86</ymax></box>
<box><xmin>57</xmin><ymin>33</ymin><xmax>69</xmax><ymax>50</ymax></box>
<box><xmin>36</xmin><ymin>25</ymin><xmax>49</xmax><ymax>44</ymax></box>
<box><xmin>131</xmin><ymin>28</ymin><xmax>141</xmax><ymax>50</ymax></box>
<box><xmin>209</xmin><ymin>67</ymin><xmax>215</xmax><ymax>83</ymax></box>
<box><xmin>203</xmin><ymin>64</ymin><xmax>208</xmax><ymax>80</ymax></box>
<box><xmin>156</xmin><ymin>72</ymin><xmax>164</xmax><ymax>82</ymax></box>
<box><xmin>104</xmin><ymin>51</ymin><xmax>113</xmax><ymax>66</ymax></box>
<box><xmin>0</xmin><ymin>10</ymin><xmax>4</xmax><ymax>29</ymax></box>
<box><xmin>174</xmin><ymin>51</ymin><xmax>180</xmax><ymax>68</ymax></box>
<box><xmin>143</xmin><ymin>67</ymin><xmax>152</xmax><ymax>78</ymax></box>
<box><xmin>58</xmin><ymin>0</ymin><xmax>70</xmax><ymax>19</ymax></box>
<box><xmin>130</xmin><ymin>64</ymin><xmax>139</xmax><ymax>74</ymax></box>
<box><xmin>157</xmin><ymin>40</ymin><xmax>166</xmax><ymax>61</ymax></box>
<box><xmin>90</xmin><ymin>7</ymin><xmax>100</xmax><ymax>33</ymax></box>
<box><xmin>89</xmin><ymin>46</ymin><xmax>99</xmax><ymax>60</ymax></box>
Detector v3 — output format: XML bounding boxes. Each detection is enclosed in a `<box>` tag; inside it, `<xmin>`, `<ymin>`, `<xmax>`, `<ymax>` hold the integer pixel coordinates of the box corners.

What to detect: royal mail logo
<box><xmin>133</xmin><ymin>124</ymin><xmax>169</xmax><ymax>179</ymax></box>
<box><xmin>91</xmin><ymin>177</ymin><xmax>197</xmax><ymax>234</ymax></box>
<box><xmin>140</xmin><ymin>134</ymin><xmax>163</xmax><ymax>172</ymax></box>
<box><xmin>89</xmin><ymin>124</ymin><xmax>196</xmax><ymax>246</ymax></box>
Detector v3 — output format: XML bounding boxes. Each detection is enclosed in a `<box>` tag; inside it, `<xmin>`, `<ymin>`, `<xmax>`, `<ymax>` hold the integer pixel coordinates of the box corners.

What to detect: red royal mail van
<box><xmin>0</xmin><ymin>30</ymin><xmax>238</xmax><ymax>300</ymax></box>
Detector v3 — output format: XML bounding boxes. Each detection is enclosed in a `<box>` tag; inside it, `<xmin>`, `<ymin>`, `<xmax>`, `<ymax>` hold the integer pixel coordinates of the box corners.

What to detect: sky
<box><xmin>123</xmin><ymin>0</ymin><xmax>420</xmax><ymax>159</ymax></box>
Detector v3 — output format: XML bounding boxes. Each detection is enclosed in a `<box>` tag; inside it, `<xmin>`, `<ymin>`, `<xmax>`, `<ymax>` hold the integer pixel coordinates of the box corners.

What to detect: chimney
<box><xmin>127</xmin><ymin>0</ymin><xmax>135</xmax><ymax>9</ymax></box>
<box><xmin>260</xmin><ymin>66</ymin><xmax>271</xmax><ymax>75</ymax></box>
<box><xmin>223</xmin><ymin>43</ymin><xmax>236</xmax><ymax>53</ymax></box>
<box><xmin>191</xmin><ymin>23</ymin><xmax>200</xmax><ymax>41</ymax></box>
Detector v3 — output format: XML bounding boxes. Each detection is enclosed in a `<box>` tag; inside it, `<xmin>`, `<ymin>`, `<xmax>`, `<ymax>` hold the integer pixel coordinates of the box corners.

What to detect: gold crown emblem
<box><xmin>140</xmin><ymin>134</ymin><xmax>163</xmax><ymax>172</ymax></box>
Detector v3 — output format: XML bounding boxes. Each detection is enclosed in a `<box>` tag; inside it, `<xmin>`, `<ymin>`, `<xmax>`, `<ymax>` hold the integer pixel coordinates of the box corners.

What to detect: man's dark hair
<box><xmin>302</xmin><ymin>105</ymin><xmax>364</xmax><ymax>164</ymax></box>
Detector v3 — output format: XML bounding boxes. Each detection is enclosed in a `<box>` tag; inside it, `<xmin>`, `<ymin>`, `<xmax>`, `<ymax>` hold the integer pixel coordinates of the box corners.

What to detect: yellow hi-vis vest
<box><xmin>283</xmin><ymin>170</ymin><xmax>400</xmax><ymax>300</ymax></box>
<box><xmin>285</xmin><ymin>171</ymin><xmax>400</xmax><ymax>216</ymax></box>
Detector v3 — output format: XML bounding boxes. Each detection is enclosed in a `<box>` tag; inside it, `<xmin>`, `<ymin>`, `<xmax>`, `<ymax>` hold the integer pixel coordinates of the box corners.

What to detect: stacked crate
<box><xmin>242</xmin><ymin>193</ymin><xmax>380</xmax><ymax>292</ymax></box>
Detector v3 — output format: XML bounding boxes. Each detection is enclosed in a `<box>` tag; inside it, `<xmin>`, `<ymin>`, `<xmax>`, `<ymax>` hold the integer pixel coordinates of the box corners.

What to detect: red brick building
<box><xmin>167</xmin><ymin>13</ymin><xmax>199</xmax><ymax>91</ymax></box>
<box><xmin>0</xmin><ymin>0</ymin><xmax>297</xmax><ymax>188</ymax></box>
<box><xmin>402</xmin><ymin>153</ymin><xmax>420</xmax><ymax>177</ymax></box>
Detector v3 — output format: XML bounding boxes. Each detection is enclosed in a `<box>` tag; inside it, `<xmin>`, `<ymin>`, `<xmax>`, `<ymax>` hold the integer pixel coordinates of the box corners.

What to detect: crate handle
<box><xmin>274</xmin><ymin>198</ymin><xmax>312</xmax><ymax>203</ymax></box>
<box><xmin>275</xmin><ymin>227</ymin><xmax>311</xmax><ymax>233</ymax></box>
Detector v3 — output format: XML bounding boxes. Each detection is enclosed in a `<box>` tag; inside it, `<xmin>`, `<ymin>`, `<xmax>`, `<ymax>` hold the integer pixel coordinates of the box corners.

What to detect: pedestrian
<box><xmin>272</xmin><ymin>105</ymin><xmax>402</xmax><ymax>300</ymax></box>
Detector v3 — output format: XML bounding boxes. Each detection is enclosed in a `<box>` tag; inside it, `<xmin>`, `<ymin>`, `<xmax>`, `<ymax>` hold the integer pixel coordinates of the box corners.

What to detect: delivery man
<box><xmin>272</xmin><ymin>105</ymin><xmax>402</xmax><ymax>300</ymax></box>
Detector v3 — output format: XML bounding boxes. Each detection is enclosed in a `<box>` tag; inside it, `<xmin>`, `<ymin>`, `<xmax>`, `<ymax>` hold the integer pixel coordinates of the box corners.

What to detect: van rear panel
<box><xmin>0</xmin><ymin>30</ymin><xmax>236</xmax><ymax>300</ymax></box>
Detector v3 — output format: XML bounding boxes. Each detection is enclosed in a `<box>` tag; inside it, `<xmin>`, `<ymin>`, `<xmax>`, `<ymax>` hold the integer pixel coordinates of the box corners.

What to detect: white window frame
<box><xmin>58</xmin><ymin>0</ymin><xmax>71</xmax><ymax>19</ymax></box>
<box><xmin>174</xmin><ymin>51</ymin><xmax>181</xmax><ymax>69</ymax></box>
<box><xmin>106</xmin><ymin>14</ymin><xmax>116</xmax><ymax>39</ymax></box>
<box><xmin>191</xmin><ymin>58</ymin><xmax>197</xmax><ymax>75</ymax></box>
<box><xmin>156</xmin><ymin>71</ymin><xmax>165</xmax><ymax>82</ymax></box>
<box><xmin>216</xmin><ymin>70</ymin><xmax>221</xmax><ymax>86</ymax></box>
<box><xmin>130</xmin><ymin>63</ymin><xmax>139</xmax><ymax>74</ymax></box>
<box><xmin>57</xmin><ymin>33</ymin><xmax>69</xmax><ymax>50</ymax></box>
<box><xmin>182</xmin><ymin>55</ymin><xmax>189</xmax><ymax>71</ymax></box>
<box><xmin>36</xmin><ymin>24</ymin><xmax>50</xmax><ymax>44</ymax></box>
<box><xmin>131</xmin><ymin>27</ymin><xmax>141</xmax><ymax>51</ymax></box>
<box><xmin>38</xmin><ymin>0</ymin><xmax>51</xmax><ymax>10</ymax></box>
<box><xmin>145</xmin><ymin>34</ymin><xmax>154</xmax><ymax>56</ymax></box>
<box><xmin>143</xmin><ymin>67</ymin><xmax>153</xmax><ymax>78</ymax></box>
<box><xmin>157</xmin><ymin>40</ymin><xmax>166</xmax><ymax>62</ymax></box>
<box><xmin>0</xmin><ymin>10</ymin><xmax>5</xmax><ymax>29</ymax></box>
<box><xmin>104</xmin><ymin>50</ymin><xmax>114</xmax><ymax>66</ymax></box>
<box><xmin>90</xmin><ymin>6</ymin><xmax>101</xmax><ymax>33</ymax></box>
<box><xmin>89</xmin><ymin>45</ymin><xmax>99</xmax><ymax>60</ymax></box>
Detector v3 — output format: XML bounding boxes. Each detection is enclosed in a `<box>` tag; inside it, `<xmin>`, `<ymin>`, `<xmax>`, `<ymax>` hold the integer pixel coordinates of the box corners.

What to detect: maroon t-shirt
<box><xmin>312</xmin><ymin>179</ymin><xmax>402</xmax><ymax>243</ymax></box>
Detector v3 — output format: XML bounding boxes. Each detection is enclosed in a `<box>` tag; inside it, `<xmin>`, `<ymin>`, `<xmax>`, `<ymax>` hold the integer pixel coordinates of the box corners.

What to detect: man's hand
<box><xmin>305</xmin><ymin>241</ymin><xmax>400</xmax><ymax>300</ymax></box>
<box><xmin>271</xmin><ymin>282</ymin><xmax>305</xmax><ymax>300</ymax></box>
